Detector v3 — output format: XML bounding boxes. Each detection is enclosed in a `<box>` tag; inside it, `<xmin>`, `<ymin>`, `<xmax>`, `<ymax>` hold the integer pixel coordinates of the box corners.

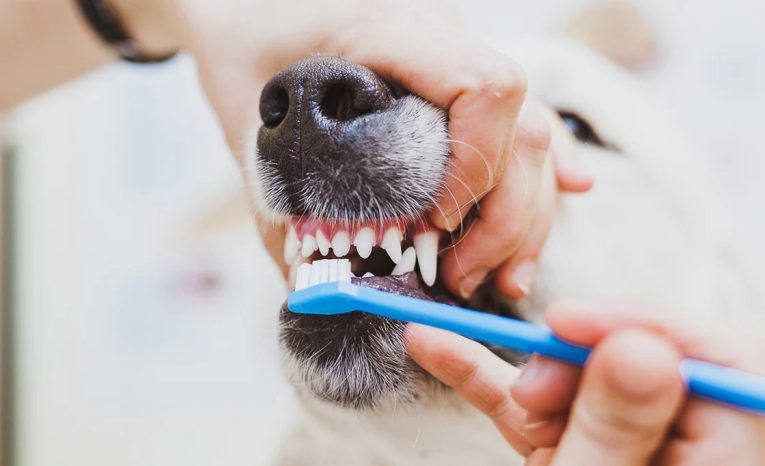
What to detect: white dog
<box><xmin>245</xmin><ymin>36</ymin><xmax>759</xmax><ymax>466</ymax></box>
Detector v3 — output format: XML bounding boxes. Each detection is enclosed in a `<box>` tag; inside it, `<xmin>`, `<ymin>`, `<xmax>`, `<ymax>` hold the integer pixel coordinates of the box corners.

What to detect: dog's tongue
<box><xmin>351</xmin><ymin>272</ymin><xmax>459</xmax><ymax>307</ymax></box>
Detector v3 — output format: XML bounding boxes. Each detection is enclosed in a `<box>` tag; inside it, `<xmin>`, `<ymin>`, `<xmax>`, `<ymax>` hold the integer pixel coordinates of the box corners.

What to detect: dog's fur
<box><xmin>246</xmin><ymin>38</ymin><xmax>759</xmax><ymax>466</ymax></box>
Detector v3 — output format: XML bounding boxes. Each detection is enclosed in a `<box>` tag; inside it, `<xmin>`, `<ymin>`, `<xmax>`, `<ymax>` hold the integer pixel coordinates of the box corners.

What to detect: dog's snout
<box><xmin>259</xmin><ymin>56</ymin><xmax>395</xmax><ymax>132</ymax></box>
<box><xmin>257</xmin><ymin>57</ymin><xmax>402</xmax><ymax>213</ymax></box>
<box><xmin>255</xmin><ymin>56</ymin><xmax>448</xmax><ymax>219</ymax></box>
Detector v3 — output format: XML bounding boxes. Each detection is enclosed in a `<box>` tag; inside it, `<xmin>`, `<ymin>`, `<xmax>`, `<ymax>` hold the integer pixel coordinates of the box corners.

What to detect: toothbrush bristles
<box><xmin>294</xmin><ymin>259</ymin><xmax>353</xmax><ymax>290</ymax></box>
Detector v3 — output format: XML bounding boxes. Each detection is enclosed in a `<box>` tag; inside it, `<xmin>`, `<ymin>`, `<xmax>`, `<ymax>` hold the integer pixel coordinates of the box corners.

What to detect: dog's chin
<box><xmin>278</xmin><ymin>272</ymin><xmax>458</xmax><ymax>410</ymax></box>
<box><xmin>278</xmin><ymin>268</ymin><xmax>527</xmax><ymax>410</ymax></box>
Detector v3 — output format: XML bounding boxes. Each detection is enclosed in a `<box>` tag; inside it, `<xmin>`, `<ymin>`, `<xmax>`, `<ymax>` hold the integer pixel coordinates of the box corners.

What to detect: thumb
<box><xmin>550</xmin><ymin>329</ymin><xmax>684</xmax><ymax>466</ymax></box>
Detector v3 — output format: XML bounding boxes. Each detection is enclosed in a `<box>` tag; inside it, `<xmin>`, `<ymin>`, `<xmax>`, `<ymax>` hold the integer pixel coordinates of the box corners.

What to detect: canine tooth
<box><xmin>413</xmin><ymin>231</ymin><xmax>439</xmax><ymax>287</ymax></box>
<box><xmin>316</xmin><ymin>230</ymin><xmax>331</xmax><ymax>256</ymax></box>
<box><xmin>331</xmin><ymin>230</ymin><xmax>351</xmax><ymax>257</ymax></box>
<box><xmin>284</xmin><ymin>225</ymin><xmax>301</xmax><ymax>263</ymax></box>
<box><xmin>381</xmin><ymin>227</ymin><xmax>403</xmax><ymax>264</ymax></box>
<box><xmin>362</xmin><ymin>272</ymin><xmax>375</xmax><ymax>278</ymax></box>
<box><xmin>296</xmin><ymin>263</ymin><xmax>312</xmax><ymax>290</ymax></box>
<box><xmin>301</xmin><ymin>234</ymin><xmax>317</xmax><ymax>258</ymax></box>
<box><xmin>391</xmin><ymin>246</ymin><xmax>416</xmax><ymax>276</ymax></box>
<box><xmin>354</xmin><ymin>227</ymin><xmax>375</xmax><ymax>259</ymax></box>
<box><xmin>289</xmin><ymin>262</ymin><xmax>298</xmax><ymax>288</ymax></box>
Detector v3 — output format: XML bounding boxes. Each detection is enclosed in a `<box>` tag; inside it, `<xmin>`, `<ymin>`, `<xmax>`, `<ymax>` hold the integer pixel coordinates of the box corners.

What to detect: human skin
<box><xmin>406</xmin><ymin>302</ymin><xmax>765</xmax><ymax>465</ymax></box>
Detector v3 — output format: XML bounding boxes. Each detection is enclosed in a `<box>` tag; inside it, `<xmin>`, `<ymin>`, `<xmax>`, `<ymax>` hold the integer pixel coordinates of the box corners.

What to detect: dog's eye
<box><xmin>558</xmin><ymin>111</ymin><xmax>605</xmax><ymax>147</ymax></box>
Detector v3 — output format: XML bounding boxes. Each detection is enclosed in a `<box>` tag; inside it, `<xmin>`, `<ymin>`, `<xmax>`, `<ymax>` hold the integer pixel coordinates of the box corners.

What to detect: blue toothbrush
<box><xmin>288</xmin><ymin>269</ymin><xmax>765</xmax><ymax>416</ymax></box>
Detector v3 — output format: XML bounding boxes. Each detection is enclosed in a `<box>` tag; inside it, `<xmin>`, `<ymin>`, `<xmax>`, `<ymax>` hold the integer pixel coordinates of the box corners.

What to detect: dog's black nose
<box><xmin>257</xmin><ymin>58</ymin><xmax>398</xmax><ymax>208</ymax></box>
<box><xmin>259</xmin><ymin>56</ymin><xmax>395</xmax><ymax>131</ymax></box>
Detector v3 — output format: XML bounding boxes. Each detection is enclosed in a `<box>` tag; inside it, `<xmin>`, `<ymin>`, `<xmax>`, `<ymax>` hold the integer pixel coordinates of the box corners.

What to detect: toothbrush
<box><xmin>288</xmin><ymin>259</ymin><xmax>765</xmax><ymax>415</ymax></box>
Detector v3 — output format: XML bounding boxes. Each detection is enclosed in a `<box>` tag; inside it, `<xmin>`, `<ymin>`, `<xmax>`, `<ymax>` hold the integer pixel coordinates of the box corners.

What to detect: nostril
<box><xmin>260</xmin><ymin>86</ymin><xmax>290</xmax><ymax>128</ymax></box>
<box><xmin>320</xmin><ymin>83</ymin><xmax>369</xmax><ymax>121</ymax></box>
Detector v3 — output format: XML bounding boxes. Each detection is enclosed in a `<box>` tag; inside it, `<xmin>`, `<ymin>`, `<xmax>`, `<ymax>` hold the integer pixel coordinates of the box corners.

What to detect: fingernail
<box><xmin>442</xmin><ymin>212</ymin><xmax>461</xmax><ymax>232</ymax></box>
<box><xmin>458</xmin><ymin>268</ymin><xmax>489</xmax><ymax>299</ymax></box>
<box><xmin>514</xmin><ymin>359</ymin><xmax>541</xmax><ymax>387</ymax></box>
<box><xmin>444</xmin><ymin>220</ymin><xmax>459</xmax><ymax>233</ymax></box>
<box><xmin>511</xmin><ymin>260</ymin><xmax>536</xmax><ymax>296</ymax></box>
<box><xmin>523</xmin><ymin>419</ymin><xmax>549</xmax><ymax>432</ymax></box>
<box><xmin>430</xmin><ymin>209</ymin><xmax>459</xmax><ymax>232</ymax></box>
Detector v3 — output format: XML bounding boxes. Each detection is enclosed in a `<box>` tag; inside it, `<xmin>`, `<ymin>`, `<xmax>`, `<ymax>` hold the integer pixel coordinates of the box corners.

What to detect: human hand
<box><xmin>406</xmin><ymin>303</ymin><xmax>765</xmax><ymax>465</ymax></box>
<box><xmin>166</xmin><ymin>0</ymin><xmax>591</xmax><ymax>297</ymax></box>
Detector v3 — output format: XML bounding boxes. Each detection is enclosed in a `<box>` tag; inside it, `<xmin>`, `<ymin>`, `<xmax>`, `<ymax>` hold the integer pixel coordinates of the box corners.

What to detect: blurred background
<box><xmin>2</xmin><ymin>1</ymin><xmax>765</xmax><ymax>465</ymax></box>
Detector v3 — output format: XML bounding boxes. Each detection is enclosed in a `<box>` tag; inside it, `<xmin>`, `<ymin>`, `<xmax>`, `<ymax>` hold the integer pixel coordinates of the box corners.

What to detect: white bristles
<box><xmin>295</xmin><ymin>263</ymin><xmax>311</xmax><ymax>290</ymax></box>
<box><xmin>339</xmin><ymin>260</ymin><xmax>352</xmax><ymax>283</ymax></box>
<box><xmin>294</xmin><ymin>258</ymin><xmax>354</xmax><ymax>291</ymax></box>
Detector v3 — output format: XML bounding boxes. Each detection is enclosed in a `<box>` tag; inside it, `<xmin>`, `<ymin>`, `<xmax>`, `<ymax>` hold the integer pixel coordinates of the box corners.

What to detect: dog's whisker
<box><xmin>441</xmin><ymin>214</ymin><xmax>478</xmax><ymax>254</ymax></box>
<box><xmin>448</xmin><ymin>138</ymin><xmax>496</xmax><ymax>188</ymax></box>
<box><xmin>444</xmin><ymin>172</ymin><xmax>483</xmax><ymax>218</ymax></box>
<box><xmin>440</xmin><ymin>183</ymin><xmax>467</xmax><ymax>237</ymax></box>
<box><xmin>512</xmin><ymin>148</ymin><xmax>530</xmax><ymax>201</ymax></box>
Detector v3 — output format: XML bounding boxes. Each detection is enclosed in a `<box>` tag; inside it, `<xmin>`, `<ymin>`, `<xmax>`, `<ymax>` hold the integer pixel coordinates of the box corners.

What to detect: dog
<box><xmin>245</xmin><ymin>37</ymin><xmax>760</xmax><ymax>465</ymax></box>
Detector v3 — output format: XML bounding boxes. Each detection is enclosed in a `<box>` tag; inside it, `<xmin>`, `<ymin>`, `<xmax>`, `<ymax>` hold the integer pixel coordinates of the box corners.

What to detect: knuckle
<box><xmin>486</xmin><ymin>395</ymin><xmax>514</xmax><ymax>421</ymax></box>
<box><xmin>450</xmin><ymin>358</ymin><xmax>481</xmax><ymax>391</ymax></box>
<box><xmin>518</xmin><ymin>109</ymin><xmax>553</xmax><ymax>153</ymax></box>
<box><xmin>471</xmin><ymin>56</ymin><xmax>528</xmax><ymax>102</ymax></box>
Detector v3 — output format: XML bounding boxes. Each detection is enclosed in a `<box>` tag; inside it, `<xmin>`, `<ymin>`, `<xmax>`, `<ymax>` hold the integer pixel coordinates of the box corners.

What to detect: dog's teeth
<box><xmin>381</xmin><ymin>227</ymin><xmax>403</xmax><ymax>264</ymax></box>
<box><xmin>354</xmin><ymin>227</ymin><xmax>375</xmax><ymax>259</ymax></box>
<box><xmin>289</xmin><ymin>264</ymin><xmax>297</xmax><ymax>289</ymax></box>
<box><xmin>362</xmin><ymin>272</ymin><xmax>375</xmax><ymax>278</ymax></box>
<box><xmin>301</xmin><ymin>234</ymin><xmax>317</xmax><ymax>258</ymax></box>
<box><xmin>296</xmin><ymin>263</ymin><xmax>312</xmax><ymax>290</ymax></box>
<box><xmin>413</xmin><ymin>231</ymin><xmax>439</xmax><ymax>287</ymax></box>
<box><xmin>284</xmin><ymin>225</ymin><xmax>301</xmax><ymax>263</ymax></box>
<box><xmin>391</xmin><ymin>246</ymin><xmax>416</xmax><ymax>276</ymax></box>
<box><xmin>331</xmin><ymin>230</ymin><xmax>351</xmax><ymax>257</ymax></box>
<box><xmin>316</xmin><ymin>230</ymin><xmax>331</xmax><ymax>256</ymax></box>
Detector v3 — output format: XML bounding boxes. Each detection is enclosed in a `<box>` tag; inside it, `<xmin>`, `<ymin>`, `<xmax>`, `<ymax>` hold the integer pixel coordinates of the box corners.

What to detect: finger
<box><xmin>493</xmin><ymin>151</ymin><xmax>557</xmax><ymax>299</ymax></box>
<box><xmin>526</xmin><ymin>448</ymin><xmax>556</xmax><ymax>466</ymax></box>
<box><xmin>654</xmin><ymin>399</ymin><xmax>765</xmax><ymax>465</ymax></box>
<box><xmin>511</xmin><ymin>355</ymin><xmax>582</xmax><ymax>415</ymax></box>
<box><xmin>439</xmin><ymin>102</ymin><xmax>551</xmax><ymax>299</ymax></box>
<box><xmin>511</xmin><ymin>356</ymin><xmax>581</xmax><ymax>448</ymax></box>
<box><xmin>550</xmin><ymin>329</ymin><xmax>685</xmax><ymax>466</ymax></box>
<box><xmin>547</xmin><ymin>112</ymin><xmax>594</xmax><ymax>193</ymax></box>
<box><xmin>546</xmin><ymin>301</ymin><xmax>759</xmax><ymax>371</ymax></box>
<box><xmin>404</xmin><ymin>323</ymin><xmax>533</xmax><ymax>455</ymax></box>
<box><xmin>523</xmin><ymin>411</ymin><xmax>569</xmax><ymax>449</ymax></box>
<box><xmin>333</xmin><ymin>29</ymin><xmax>528</xmax><ymax>231</ymax></box>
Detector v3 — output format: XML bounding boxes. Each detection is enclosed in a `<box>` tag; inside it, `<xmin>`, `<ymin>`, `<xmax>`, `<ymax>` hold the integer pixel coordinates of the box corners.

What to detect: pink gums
<box><xmin>291</xmin><ymin>216</ymin><xmax>433</xmax><ymax>242</ymax></box>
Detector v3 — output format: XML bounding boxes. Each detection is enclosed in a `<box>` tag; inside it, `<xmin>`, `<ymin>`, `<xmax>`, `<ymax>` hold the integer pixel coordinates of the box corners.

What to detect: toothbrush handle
<box><xmin>680</xmin><ymin>359</ymin><xmax>765</xmax><ymax>414</ymax></box>
<box><xmin>533</xmin><ymin>329</ymin><xmax>765</xmax><ymax>415</ymax></box>
<box><xmin>347</xmin><ymin>285</ymin><xmax>765</xmax><ymax>415</ymax></box>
